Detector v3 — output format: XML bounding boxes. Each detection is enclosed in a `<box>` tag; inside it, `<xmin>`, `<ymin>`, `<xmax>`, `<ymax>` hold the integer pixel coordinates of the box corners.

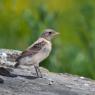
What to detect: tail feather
<box><xmin>14</xmin><ymin>62</ymin><xmax>20</xmax><ymax>68</ymax></box>
<box><xmin>14</xmin><ymin>56</ymin><xmax>21</xmax><ymax>68</ymax></box>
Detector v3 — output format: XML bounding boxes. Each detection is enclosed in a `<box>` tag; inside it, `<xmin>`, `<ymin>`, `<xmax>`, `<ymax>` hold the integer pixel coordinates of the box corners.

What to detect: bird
<box><xmin>14</xmin><ymin>29</ymin><xmax>59</xmax><ymax>78</ymax></box>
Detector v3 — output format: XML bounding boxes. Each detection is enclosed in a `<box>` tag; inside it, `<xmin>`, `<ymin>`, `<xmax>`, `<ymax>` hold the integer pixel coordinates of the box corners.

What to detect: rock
<box><xmin>0</xmin><ymin>67</ymin><xmax>17</xmax><ymax>77</ymax></box>
<box><xmin>0</xmin><ymin>78</ymin><xmax>4</xmax><ymax>83</ymax></box>
<box><xmin>0</xmin><ymin>49</ymin><xmax>95</xmax><ymax>95</ymax></box>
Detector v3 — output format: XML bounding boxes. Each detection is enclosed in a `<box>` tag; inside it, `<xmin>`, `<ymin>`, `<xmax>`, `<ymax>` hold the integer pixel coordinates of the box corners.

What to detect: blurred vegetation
<box><xmin>0</xmin><ymin>0</ymin><xmax>95</xmax><ymax>79</ymax></box>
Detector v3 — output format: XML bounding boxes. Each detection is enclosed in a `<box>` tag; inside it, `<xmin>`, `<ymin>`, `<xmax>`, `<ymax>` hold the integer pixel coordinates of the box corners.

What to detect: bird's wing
<box><xmin>16</xmin><ymin>38</ymin><xmax>47</xmax><ymax>61</ymax></box>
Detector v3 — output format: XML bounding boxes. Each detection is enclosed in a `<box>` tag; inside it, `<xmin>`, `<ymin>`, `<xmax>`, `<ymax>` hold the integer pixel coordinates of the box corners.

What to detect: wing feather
<box><xmin>16</xmin><ymin>39</ymin><xmax>46</xmax><ymax>61</ymax></box>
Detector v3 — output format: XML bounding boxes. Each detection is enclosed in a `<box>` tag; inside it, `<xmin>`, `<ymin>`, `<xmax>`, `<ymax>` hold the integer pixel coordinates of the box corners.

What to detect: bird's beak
<box><xmin>54</xmin><ymin>32</ymin><xmax>60</xmax><ymax>36</ymax></box>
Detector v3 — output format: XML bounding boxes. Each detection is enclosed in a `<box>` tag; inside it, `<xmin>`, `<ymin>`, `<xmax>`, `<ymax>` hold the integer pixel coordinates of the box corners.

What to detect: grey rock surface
<box><xmin>0</xmin><ymin>49</ymin><xmax>95</xmax><ymax>95</ymax></box>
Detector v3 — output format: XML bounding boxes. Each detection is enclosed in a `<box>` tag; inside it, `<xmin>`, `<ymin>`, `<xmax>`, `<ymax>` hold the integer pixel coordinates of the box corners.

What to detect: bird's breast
<box><xmin>36</xmin><ymin>41</ymin><xmax>52</xmax><ymax>63</ymax></box>
<box><xmin>42</xmin><ymin>42</ymin><xmax>52</xmax><ymax>53</ymax></box>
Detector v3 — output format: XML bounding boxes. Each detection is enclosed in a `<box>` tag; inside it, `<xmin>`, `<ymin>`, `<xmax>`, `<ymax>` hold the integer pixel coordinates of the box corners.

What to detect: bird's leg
<box><xmin>34</xmin><ymin>65</ymin><xmax>54</xmax><ymax>85</ymax></box>
<box><xmin>34</xmin><ymin>65</ymin><xmax>42</xmax><ymax>78</ymax></box>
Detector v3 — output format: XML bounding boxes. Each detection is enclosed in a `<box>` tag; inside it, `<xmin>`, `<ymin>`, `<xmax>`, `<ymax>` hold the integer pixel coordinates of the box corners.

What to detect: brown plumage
<box><xmin>14</xmin><ymin>29</ymin><xmax>59</xmax><ymax>78</ymax></box>
<box><xmin>15</xmin><ymin>41</ymin><xmax>47</xmax><ymax>68</ymax></box>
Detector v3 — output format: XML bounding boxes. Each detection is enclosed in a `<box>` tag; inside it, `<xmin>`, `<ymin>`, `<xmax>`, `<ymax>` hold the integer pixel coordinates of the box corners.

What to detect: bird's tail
<box><xmin>14</xmin><ymin>56</ymin><xmax>21</xmax><ymax>68</ymax></box>
<box><xmin>14</xmin><ymin>62</ymin><xmax>20</xmax><ymax>68</ymax></box>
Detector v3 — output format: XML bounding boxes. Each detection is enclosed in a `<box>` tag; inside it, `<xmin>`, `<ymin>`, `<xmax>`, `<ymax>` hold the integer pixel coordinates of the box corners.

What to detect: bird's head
<box><xmin>41</xmin><ymin>29</ymin><xmax>59</xmax><ymax>41</ymax></box>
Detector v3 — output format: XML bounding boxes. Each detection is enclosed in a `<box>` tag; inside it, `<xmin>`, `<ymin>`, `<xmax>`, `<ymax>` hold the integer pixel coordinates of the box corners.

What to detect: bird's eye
<box><xmin>49</xmin><ymin>32</ymin><xmax>52</xmax><ymax>34</ymax></box>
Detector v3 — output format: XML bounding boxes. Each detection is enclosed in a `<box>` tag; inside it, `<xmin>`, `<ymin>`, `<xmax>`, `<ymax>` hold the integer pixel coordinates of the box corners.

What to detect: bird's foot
<box><xmin>37</xmin><ymin>74</ymin><xmax>43</xmax><ymax>78</ymax></box>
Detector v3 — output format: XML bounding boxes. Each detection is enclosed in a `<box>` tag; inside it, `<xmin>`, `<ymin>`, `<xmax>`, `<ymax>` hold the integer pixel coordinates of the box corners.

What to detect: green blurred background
<box><xmin>0</xmin><ymin>0</ymin><xmax>95</xmax><ymax>79</ymax></box>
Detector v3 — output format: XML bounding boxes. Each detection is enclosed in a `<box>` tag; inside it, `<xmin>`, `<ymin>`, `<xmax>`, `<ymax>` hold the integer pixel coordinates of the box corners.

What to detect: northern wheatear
<box><xmin>14</xmin><ymin>29</ymin><xmax>59</xmax><ymax>78</ymax></box>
